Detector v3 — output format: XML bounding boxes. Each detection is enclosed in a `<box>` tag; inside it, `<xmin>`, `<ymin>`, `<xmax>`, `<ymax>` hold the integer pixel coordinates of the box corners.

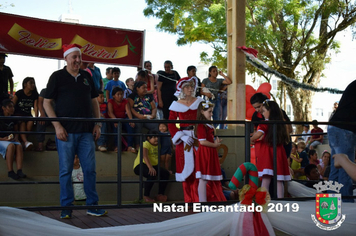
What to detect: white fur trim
<box><xmin>258</xmin><ymin>169</ymin><xmax>291</xmax><ymax>181</ymax></box>
<box><xmin>206</xmin><ymin>124</ymin><xmax>214</xmax><ymax>129</ymax></box>
<box><xmin>175</xmin><ymin>130</ymin><xmax>196</xmax><ymax>181</ymax></box>
<box><xmin>171</xmin><ymin>131</ymin><xmax>185</xmax><ymax>145</ymax></box>
<box><xmin>257</xmin><ymin>129</ymin><xmax>265</xmax><ymax>134</ymax></box>
<box><xmin>175</xmin><ymin>145</ymin><xmax>195</xmax><ymax>182</ymax></box>
<box><xmin>196</xmin><ymin>171</ymin><xmax>223</xmax><ymax>181</ymax></box>
<box><xmin>63</xmin><ymin>47</ymin><xmax>81</xmax><ymax>58</ymax></box>
<box><xmin>169</xmin><ymin>97</ymin><xmax>204</xmax><ymax>113</ymax></box>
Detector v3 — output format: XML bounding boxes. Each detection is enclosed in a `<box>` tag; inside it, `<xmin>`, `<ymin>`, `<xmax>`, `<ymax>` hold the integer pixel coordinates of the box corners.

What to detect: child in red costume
<box><xmin>195</xmin><ymin>101</ymin><xmax>226</xmax><ymax>202</ymax></box>
<box><xmin>168</xmin><ymin>76</ymin><xmax>203</xmax><ymax>202</ymax></box>
<box><xmin>250</xmin><ymin>100</ymin><xmax>291</xmax><ymax>198</ymax></box>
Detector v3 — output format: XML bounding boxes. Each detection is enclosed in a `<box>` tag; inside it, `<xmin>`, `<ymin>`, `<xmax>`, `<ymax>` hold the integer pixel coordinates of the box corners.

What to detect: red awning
<box><xmin>0</xmin><ymin>12</ymin><xmax>144</xmax><ymax>67</ymax></box>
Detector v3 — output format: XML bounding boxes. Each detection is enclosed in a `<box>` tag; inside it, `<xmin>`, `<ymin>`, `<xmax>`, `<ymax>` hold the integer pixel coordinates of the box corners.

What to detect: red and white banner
<box><xmin>0</xmin><ymin>12</ymin><xmax>144</xmax><ymax>67</ymax></box>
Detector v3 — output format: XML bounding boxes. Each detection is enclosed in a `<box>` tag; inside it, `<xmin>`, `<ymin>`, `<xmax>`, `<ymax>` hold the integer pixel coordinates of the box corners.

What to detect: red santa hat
<box><xmin>62</xmin><ymin>44</ymin><xmax>82</xmax><ymax>58</ymax></box>
<box><xmin>174</xmin><ymin>76</ymin><xmax>198</xmax><ymax>97</ymax></box>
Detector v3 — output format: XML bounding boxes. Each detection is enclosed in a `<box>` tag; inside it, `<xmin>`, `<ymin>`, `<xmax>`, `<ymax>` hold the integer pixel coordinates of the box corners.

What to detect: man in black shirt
<box><xmin>44</xmin><ymin>44</ymin><xmax>107</xmax><ymax>218</ymax></box>
<box><xmin>0</xmin><ymin>53</ymin><xmax>14</xmax><ymax>104</ymax></box>
<box><xmin>157</xmin><ymin>60</ymin><xmax>180</xmax><ymax>119</ymax></box>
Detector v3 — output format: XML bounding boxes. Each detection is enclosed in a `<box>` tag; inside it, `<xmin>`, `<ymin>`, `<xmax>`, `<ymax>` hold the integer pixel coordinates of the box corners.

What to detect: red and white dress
<box><xmin>168</xmin><ymin>97</ymin><xmax>203</xmax><ymax>202</ymax></box>
<box><xmin>196</xmin><ymin>124</ymin><xmax>223</xmax><ymax>180</ymax></box>
<box><xmin>195</xmin><ymin>124</ymin><xmax>226</xmax><ymax>202</ymax></box>
<box><xmin>255</xmin><ymin>124</ymin><xmax>291</xmax><ymax>181</ymax></box>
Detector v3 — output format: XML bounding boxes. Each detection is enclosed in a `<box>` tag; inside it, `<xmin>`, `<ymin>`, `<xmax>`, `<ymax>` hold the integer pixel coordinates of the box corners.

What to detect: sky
<box><xmin>1</xmin><ymin>0</ymin><xmax>356</xmax><ymax>122</ymax></box>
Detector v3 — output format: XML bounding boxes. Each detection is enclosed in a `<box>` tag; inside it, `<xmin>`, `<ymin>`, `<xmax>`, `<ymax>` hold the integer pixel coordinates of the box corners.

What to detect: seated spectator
<box><xmin>304</xmin><ymin>164</ymin><xmax>321</xmax><ymax>181</ymax></box>
<box><xmin>158</xmin><ymin>123</ymin><xmax>173</xmax><ymax>174</ymax></box>
<box><xmin>133</xmin><ymin>130</ymin><xmax>170</xmax><ymax>202</ymax></box>
<box><xmin>308</xmin><ymin>149</ymin><xmax>322</xmax><ymax>175</ymax></box>
<box><xmin>220</xmin><ymin>168</ymin><xmax>238</xmax><ymax>200</ymax></box>
<box><xmin>12</xmin><ymin>77</ymin><xmax>39</xmax><ymax>150</ymax></box>
<box><xmin>319</xmin><ymin>151</ymin><xmax>331</xmax><ymax>180</ymax></box>
<box><xmin>36</xmin><ymin>88</ymin><xmax>50</xmax><ymax>151</ymax></box>
<box><xmin>72</xmin><ymin>154</ymin><xmax>86</xmax><ymax>201</ymax></box>
<box><xmin>105</xmin><ymin>67</ymin><xmax>126</xmax><ymax>100</ymax></box>
<box><xmin>107</xmin><ymin>87</ymin><xmax>135</xmax><ymax>153</ymax></box>
<box><xmin>96</xmin><ymin>91</ymin><xmax>109</xmax><ymax>152</ymax></box>
<box><xmin>136</xmin><ymin>70</ymin><xmax>155</xmax><ymax>96</ymax></box>
<box><xmin>306</xmin><ymin>120</ymin><xmax>323</xmax><ymax>150</ymax></box>
<box><xmin>124</xmin><ymin>77</ymin><xmax>134</xmax><ymax>99</ymax></box>
<box><xmin>301</xmin><ymin>124</ymin><xmax>311</xmax><ymax>143</ymax></box>
<box><xmin>290</xmin><ymin>142</ymin><xmax>302</xmax><ymax>179</ymax></box>
<box><xmin>0</xmin><ymin>99</ymin><xmax>26</xmax><ymax>180</ymax></box>
<box><xmin>296</xmin><ymin>141</ymin><xmax>308</xmax><ymax>180</ymax></box>
<box><xmin>296</xmin><ymin>164</ymin><xmax>323</xmax><ymax>190</ymax></box>
<box><xmin>128</xmin><ymin>81</ymin><xmax>158</xmax><ymax>150</ymax></box>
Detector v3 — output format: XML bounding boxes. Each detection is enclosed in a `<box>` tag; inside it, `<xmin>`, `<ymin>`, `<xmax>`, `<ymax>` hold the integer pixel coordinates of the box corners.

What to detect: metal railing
<box><xmin>1</xmin><ymin>116</ymin><xmax>355</xmax><ymax>211</ymax></box>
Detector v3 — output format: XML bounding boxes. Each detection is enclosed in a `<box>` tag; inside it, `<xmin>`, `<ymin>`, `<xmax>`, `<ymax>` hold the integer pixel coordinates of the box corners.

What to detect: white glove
<box><xmin>181</xmin><ymin>135</ymin><xmax>194</xmax><ymax>146</ymax></box>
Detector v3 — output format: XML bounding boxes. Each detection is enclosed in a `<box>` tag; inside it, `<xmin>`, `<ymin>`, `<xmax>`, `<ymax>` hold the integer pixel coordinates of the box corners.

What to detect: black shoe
<box><xmin>17</xmin><ymin>169</ymin><xmax>27</xmax><ymax>178</ymax></box>
<box><xmin>8</xmin><ymin>171</ymin><xmax>19</xmax><ymax>180</ymax></box>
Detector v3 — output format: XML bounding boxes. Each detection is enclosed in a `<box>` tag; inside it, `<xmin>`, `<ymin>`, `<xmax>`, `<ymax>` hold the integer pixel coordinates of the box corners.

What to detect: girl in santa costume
<box><xmin>195</xmin><ymin>101</ymin><xmax>226</xmax><ymax>202</ymax></box>
<box><xmin>250</xmin><ymin>100</ymin><xmax>291</xmax><ymax>198</ymax></box>
<box><xmin>168</xmin><ymin>76</ymin><xmax>203</xmax><ymax>202</ymax></box>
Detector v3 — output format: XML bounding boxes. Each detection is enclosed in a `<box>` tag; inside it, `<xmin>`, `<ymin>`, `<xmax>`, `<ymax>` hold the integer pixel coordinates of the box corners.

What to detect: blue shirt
<box><xmin>105</xmin><ymin>80</ymin><xmax>126</xmax><ymax>99</ymax></box>
<box><xmin>124</xmin><ymin>88</ymin><xmax>133</xmax><ymax>98</ymax></box>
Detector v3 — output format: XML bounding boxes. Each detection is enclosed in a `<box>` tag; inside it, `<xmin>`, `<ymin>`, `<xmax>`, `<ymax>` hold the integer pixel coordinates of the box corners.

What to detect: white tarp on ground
<box><xmin>1</xmin><ymin>201</ymin><xmax>356</xmax><ymax>236</ymax></box>
<box><xmin>0</xmin><ymin>206</ymin><xmax>233</xmax><ymax>236</ymax></box>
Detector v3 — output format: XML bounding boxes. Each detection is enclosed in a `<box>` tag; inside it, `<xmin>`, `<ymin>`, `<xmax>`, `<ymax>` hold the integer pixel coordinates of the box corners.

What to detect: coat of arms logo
<box><xmin>311</xmin><ymin>181</ymin><xmax>346</xmax><ymax>230</ymax></box>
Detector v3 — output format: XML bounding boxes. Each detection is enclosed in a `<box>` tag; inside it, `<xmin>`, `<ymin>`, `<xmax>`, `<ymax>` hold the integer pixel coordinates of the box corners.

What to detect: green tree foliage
<box><xmin>144</xmin><ymin>0</ymin><xmax>356</xmax><ymax>123</ymax></box>
<box><xmin>144</xmin><ymin>0</ymin><xmax>227</xmax><ymax>69</ymax></box>
<box><xmin>0</xmin><ymin>2</ymin><xmax>14</xmax><ymax>9</ymax></box>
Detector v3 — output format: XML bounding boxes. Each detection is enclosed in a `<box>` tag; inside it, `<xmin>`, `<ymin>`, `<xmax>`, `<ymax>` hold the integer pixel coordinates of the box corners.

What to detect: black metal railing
<box><xmin>0</xmin><ymin>116</ymin><xmax>355</xmax><ymax>211</ymax></box>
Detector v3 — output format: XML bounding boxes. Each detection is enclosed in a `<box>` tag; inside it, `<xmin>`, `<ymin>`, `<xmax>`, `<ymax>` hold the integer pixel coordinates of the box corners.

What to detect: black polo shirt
<box><xmin>329</xmin><ymin>80</ymin><xmax>356</xmax><ymax>132</ymax></box>
<box><xmin>45</xmin><ymin>67</ymin><xmax>98</xmax><ymax>133</ymax></box>
<box><xmin>0</xmin><ymin>65</ymin><xmax>13</xmax><ymax>95</ymax></box>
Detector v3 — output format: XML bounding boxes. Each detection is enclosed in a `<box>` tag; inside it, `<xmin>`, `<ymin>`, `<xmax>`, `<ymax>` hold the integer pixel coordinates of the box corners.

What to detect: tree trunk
<box><xmin>287</xmin><ymin>70</ymin><xmax>322</xmax><ymax>135</ymax></box>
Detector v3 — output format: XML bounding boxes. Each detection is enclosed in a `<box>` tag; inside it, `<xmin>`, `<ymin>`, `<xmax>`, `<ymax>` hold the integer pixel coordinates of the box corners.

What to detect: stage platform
<box><xmin>1</xmin><ymin>200</ymin><xmax>356</xmax><ymax>236</ymax></box>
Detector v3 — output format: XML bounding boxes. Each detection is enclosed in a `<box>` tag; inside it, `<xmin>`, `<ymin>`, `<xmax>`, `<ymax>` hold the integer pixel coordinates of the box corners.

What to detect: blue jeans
<box><xmin>211</xmin><ymin>99</ymin><xmax>220</xmax><ymax>128</ymax></box>
<box><xmin>96</xmin><ymin>117</ymin><xmax>108</xmax><ymax>146</ymax></box>
<box><xmin>328</xmin><ymin>125</ymin><xmax>356</xmax><ymax>202</ymax></box>
<box><xmin>113</xmin><ymin>119</ymin><xmax>134</xmax><ymax>148</ymax></box>
<box><xmin>56</xmin><ymin>133</ymin><xmax>99</xmax><ymax>207</ymax></box>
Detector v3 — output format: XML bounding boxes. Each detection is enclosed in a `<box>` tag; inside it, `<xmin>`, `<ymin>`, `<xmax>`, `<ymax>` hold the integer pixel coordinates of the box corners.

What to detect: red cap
<box><xmin>62</xmin><ymin>44</ymin><xmax>82</xmax><ymax>58</ymax></box>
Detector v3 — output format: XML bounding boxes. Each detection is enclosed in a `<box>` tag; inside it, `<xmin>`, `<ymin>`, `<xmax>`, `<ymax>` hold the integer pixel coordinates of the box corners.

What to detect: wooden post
<box><xmin>227</xmin><ymin>0</ymin><xmax>246</xmax><ymax>124</ymax></box>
